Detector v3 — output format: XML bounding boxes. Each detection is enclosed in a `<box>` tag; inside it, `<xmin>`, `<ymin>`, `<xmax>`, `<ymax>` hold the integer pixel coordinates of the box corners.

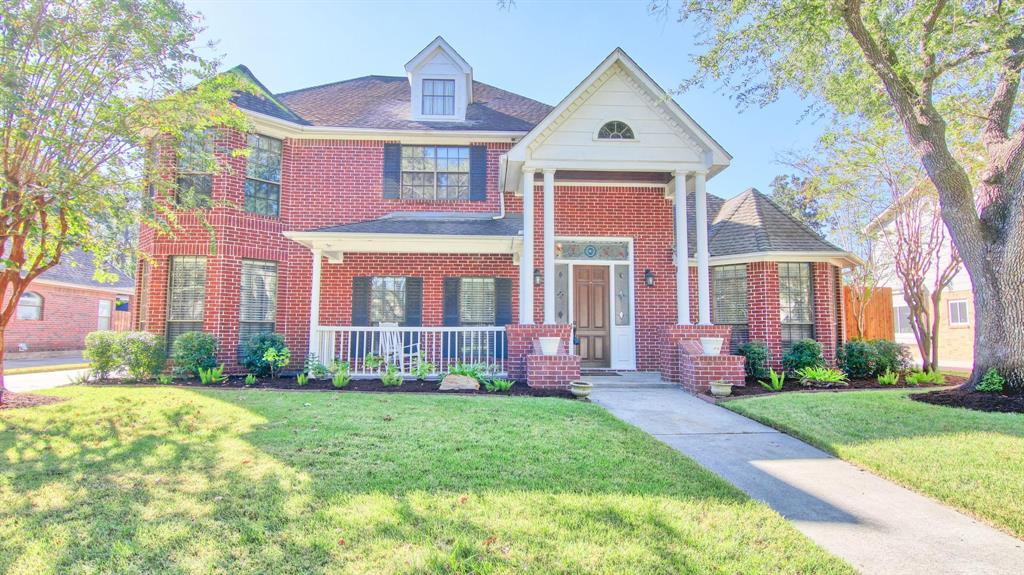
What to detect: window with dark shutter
<box><xmin>166</xmin><ymin>256</ymin><xmax>207</xmax><ymax>345</ymax></box>
<box><xmin>779</xmin><ymin>262</ymin><xmax>814</xmax><ymax>349</ymax></box>
<box><xmin>369</xmin><ymin>277</ymin><xmax>406</xmax><ymax>325</ymax></box>
<box><xmin>713</xmin><ymin>265</ymin><xmax>749</xmax><ymax>353</ymax></box>
<box><xmin>400</xmin><ymin>146</ymin><xmax>470</xmax><ymax>200</ymax></box>
<box><xmin>459</xmin><ymin>278</ymin><xmax>496</xmax><ymax>326</ymax></box>
<box><xmin>240</xmin><ymin>260</ymin><xmax>278</xmax><ymax>348</ymax></box>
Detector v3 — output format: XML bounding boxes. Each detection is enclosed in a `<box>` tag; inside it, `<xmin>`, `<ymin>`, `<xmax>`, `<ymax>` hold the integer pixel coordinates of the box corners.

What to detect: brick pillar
<box><xmin>659</xmin><ymin>324</ymin><xmax>732</xmax><ymax>383</ymax></box>
<box><xmin>506</xmin><ymin>324</ymin><xmax>572</xmax><ymax>383</ymax></box>
<box><xmin>746</xmin><ymin>262</ymin><xmax>782</xmax><ymax>369</ymax></box>
<box><xmin>813</xmin><ymin>262</ymin><xmax>839</xmax><ymax>365</ymax></box>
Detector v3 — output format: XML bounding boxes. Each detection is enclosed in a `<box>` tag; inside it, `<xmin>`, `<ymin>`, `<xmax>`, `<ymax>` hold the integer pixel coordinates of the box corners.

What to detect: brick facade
<box><xmin>6</xmin><ymin>282</ymin><xmax>131</xmax><ymax>353</ymax></box>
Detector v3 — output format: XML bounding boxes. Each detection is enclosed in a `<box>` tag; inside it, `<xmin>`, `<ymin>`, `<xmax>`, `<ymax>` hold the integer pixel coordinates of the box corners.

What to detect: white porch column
<box><xmin>519</xmin><ymin>168</ymin><xmax>536</xmax><ymax>324</ymax></box>
<box><xmin>694</xmin><ymin>171</ymin><xmax>712</xmax><ymax>325</ymax></box>
<box><xmin>542</xmin><ymin>169</ymin><xmax>556</xmax><ymax>324</ymax></box>
<box><xmin>308</xmin><ymin>248</ymin><xmax>323</xmax><ymax>356</ymax></box>
<box><xmin>674</xmin><ymin>170</ymin><xmax>691</xmax><ymax>325</ymax></box>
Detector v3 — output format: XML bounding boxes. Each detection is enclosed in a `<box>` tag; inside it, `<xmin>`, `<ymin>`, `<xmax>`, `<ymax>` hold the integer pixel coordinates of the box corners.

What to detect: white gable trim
<box><xmin>405</xmin><ymin>36</ymin><xmax>472</xmax><ymax>77</ymax></box>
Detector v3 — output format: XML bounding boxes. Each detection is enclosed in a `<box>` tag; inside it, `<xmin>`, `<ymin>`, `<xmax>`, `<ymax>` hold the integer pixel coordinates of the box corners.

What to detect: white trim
<box><xmin>519</xmin><ymin>168</ymin><xmax>536</xmax><ymax>324</ymax></box>
<box><xmin>592</xmin><ymin>119</ymin><xmax>641</xmax><ymax>142</ymax></box>
<box><xmin>28</xmin><ymin>278</ymin><xmax>133</xmax><ymax>295</ymax></box>
<box><xmin>308</xmin><ymin>249</ymin><xmax>322</xmax><ymax>358</ymax></box>
<box><xmin>694</xmin><ymin>171</ymin><xmax>711</xmax><ymax>325</ymax></box>
<box><xmin>706</xmin><ymin>251</ymin><xmax>863</xmax><ymax>268</ymax></box>
<box><xmin>674</xmin><ymin>170</ymin><xmax>690</xmax><ymax>325</ymax></box>
<box><xmin>542</xmin><ymin>169</ymin><xmax>556</xmax><ymax>324</ymax></box>
<box><xmin>284</xmin><ymin>231</ymin><xmax>521</xmax><ymax>262</ymax></box>
<box><xmin>245</xmin><ymin>109</ymin><xmax>525</xmax><ymax>143</ymax></box>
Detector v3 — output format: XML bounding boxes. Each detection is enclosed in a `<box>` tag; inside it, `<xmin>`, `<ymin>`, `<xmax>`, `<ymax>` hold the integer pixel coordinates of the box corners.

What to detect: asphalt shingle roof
<box><xmin>229</xmin><ymin>65</ymin><xmax>309</xmax><ymax>125</ymax></box>
<box><xmin>316</xmin><ymin>213</ymin><xmax>524</xmax><ymax>236</ymax></box>
<box><xmin>38</xmin><ymin>249</ymin><xmax>134</xmax><ymax>290</ymax></box>
<box><xmin>707</xmin><ymin>188</ymin><xmax>844</xmax><ymax>256</ymax></box>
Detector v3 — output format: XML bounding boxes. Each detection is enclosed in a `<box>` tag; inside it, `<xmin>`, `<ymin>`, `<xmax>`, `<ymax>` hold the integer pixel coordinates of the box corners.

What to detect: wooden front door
<box><xmin>573</xmin><ymin>265</ymin><xmax>610</xmax><ymax>367</ymax></box>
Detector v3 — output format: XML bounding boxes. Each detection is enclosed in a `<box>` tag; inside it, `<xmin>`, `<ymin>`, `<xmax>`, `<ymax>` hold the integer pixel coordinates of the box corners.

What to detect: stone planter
<box><xmin>700</xmin><ymin>337</ymin><xmax>724</xmax><ymax>355</ymax></box>
<box><xmin>569</xmin><ymin>381</ymin><xmax>593</xmax><ymax>399</ymax></box>
<box><xmin>538</xmin><ymin>337</ymin><xmax>561</xmax><ymax>356</ymax></box>
<box><xmin>709</xmin><ymin>380</ymin><xmax>733</xmax><ymax>397</ymax></box>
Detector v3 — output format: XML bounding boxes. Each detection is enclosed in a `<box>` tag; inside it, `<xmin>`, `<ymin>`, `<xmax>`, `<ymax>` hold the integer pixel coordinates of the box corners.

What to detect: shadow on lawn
<box><xmin>0</xmin><ymin>387</ymin><xmax>811</xmax><ymax>574</ymax></box>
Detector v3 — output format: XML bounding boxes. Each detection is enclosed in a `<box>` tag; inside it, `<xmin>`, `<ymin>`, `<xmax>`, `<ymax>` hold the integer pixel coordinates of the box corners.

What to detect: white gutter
<box><xmin>245</xmin><ymin>109</ymin><xmax>527</xmax><ymax>142</ymax></box>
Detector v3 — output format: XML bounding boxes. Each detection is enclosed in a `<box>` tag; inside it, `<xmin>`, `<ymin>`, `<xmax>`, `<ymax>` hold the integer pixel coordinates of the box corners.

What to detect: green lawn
<box><xmin>725</xmin><ymin>390</ymin><xmax>1024</xmax><ymax>539</ymax></box>
<box><xmin>0</xmin><ymin>387</ymin><xmax>850</xmax><ymax>574</ymax></box>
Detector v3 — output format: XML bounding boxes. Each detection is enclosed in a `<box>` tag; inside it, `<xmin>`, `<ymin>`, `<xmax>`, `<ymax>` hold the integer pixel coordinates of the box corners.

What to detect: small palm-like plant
<box><xmin>198</xmin><ymin>364</ymin><xmax>227</xmax><ymax>385</ymax></box>
<box><xmin>759</xmin><ymin>368</ymin><xmax>785</xmax><ymax>392</ymax></box>
<box><xmin>877</xmin><ymin>368</ymin><xmax>899</xmax><ymax>386</ymax></box>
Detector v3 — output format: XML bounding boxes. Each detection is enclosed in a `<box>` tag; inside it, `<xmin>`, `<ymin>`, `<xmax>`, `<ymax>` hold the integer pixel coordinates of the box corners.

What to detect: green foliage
<box><xmin>483</xmin><ymin>378</ymin><xmax>515</xmax><ymax>393</ymax></box>
<box><xmin>837</xmin><ymin>339</ymin><xmax>876</xmax><ymax>379</ymax></box>
<box><xmin>737</xmin><ymin>341</ymin><xmax>771</xmax><ymax>379</ymax></box>
<box><xmin>119</xmin><ymin>332</ymin><xmax>167</xmax><ymax>381</ymax></box>
<box><xmin>262</xmin><ymin>347</ymin><xmax>291</xmax><ymax>379</ymax></box>
<box><xmin>413</xmin><ymin>354</ymin><xmax>437</xmax><ymax>380</ymax></box>
<box><xmin>877</xmin><ymin>369</ymin><xmax>899</xmax><ymax>386</ymax></box>
<box><xmin>795</xmin><ymin>366</ymin><xmax>848</xmax><ymax>387</ymax></box>
<box><xmin>198</xmin><ymin>365</ymin><xmax>227</xmax><ymax>385</ymax></box>
<box><xmin>363</xmin><ymin>354</ymin><xmax>384</xmax><ymax>371</ymax></box>
<box><xmin>447</xmin><ymin>362</ymin><xmax>493</xmax><ymax>383</ymax></box>
<box><xmin>295</xmin><ymin>373</ymin><xmax>309</xmax><ymax>387</ymax></box>
<box><xmin>244</xmin><ymin>373</ymin><xmax>258</xmax><ymax>387</ymax></box>
<box><xmin>241</xmin><ymin>333</ymin><xmax>287</xmax><ymax>377</ymax></box>
<box><xmin>304</xmin><ymin>354</ymin><xmax>330</xmax><ymax>379</ymax></box>
<box><xmin>157</xmin><ymin>375</ymin><xmax>173</xmax><ymax>386</ymax></box>
<box><xmin>905</xmin><ymin>370</ymin><xmax>946</xmax><ymax>387</ymax></box>
<box><xmin>759</xmin><ymin>368</ymin><xmax>786</xmax><ymax>392</ymax></box>
<box><xmin>976</xmin><ymin>369</ymin><xmax>1005</xmax><ymax>393</ymax></box>
<box><xmin>870</xmin><ymin>340</ymin><xmax>911</xmax><ymax>375</ymax></box>
<box><xmin>782</xmin><ymin>339</ymin><xmax>824</xmax><ymax>373</ymax></box>
<box><xmin>770</xmin><ymin>174</ymin><xmax>830</xmax><ymax>235</ymax></box>
<box><xmin>331</xmin><ymin>363</ymin><xmax>351</xmax><ymax>389</ymax></box>
<box><xmin>170</xmin><ymin>331</ymin><xmax>219</xmax><ymax>378</ymax></box>
<box><xmin>84</xmin><ymin>331</ymin><xmax>121</xmax><ymax>379</ymax></box>
<box><xmin>381</xmin><ymin>364</ymin><xmax>403</xmax><ymax>387</ymax></box>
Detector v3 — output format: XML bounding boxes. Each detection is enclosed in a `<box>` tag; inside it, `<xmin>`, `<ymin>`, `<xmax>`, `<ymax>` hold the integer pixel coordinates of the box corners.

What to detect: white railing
<box><xmin>312</xmin><ymin>326</ymin><xmax>508</xmax><ymax>378</ymax></box>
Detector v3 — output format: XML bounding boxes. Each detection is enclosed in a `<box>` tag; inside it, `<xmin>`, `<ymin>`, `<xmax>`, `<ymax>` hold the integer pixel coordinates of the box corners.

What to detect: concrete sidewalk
<box><xmin>3</xmin><ymin>368</ymin><xmax>87</xmax><ymax>393</ymax></box>
<box><xmin>592</xmin><ymin>387</ymin><xmax>1024</xmax><ymax>575</ymax></box>
<box><xmin>5</xmin><ymin>350</ymin><xmax>85</xmax><ymax>370</ymax></box>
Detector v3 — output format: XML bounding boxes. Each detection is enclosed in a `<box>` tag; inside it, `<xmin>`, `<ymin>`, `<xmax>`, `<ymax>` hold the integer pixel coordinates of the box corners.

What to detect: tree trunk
<box><xmin>930</xmin><ymin>291</ymin><xmax>942</xmax><ymax>373</ymax></box>
<box><xmin>0</xmin><ymin>330</ymin><xmax>6</xmax><ymax>405</ymax></box>
<box><xmin>966</xmin><ymin>257</ymin><xmax>1024</xmax><ymax>390</ymax></box>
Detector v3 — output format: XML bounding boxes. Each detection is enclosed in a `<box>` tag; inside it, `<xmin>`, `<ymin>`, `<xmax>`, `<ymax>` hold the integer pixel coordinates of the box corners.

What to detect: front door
<box><xmin>573</xmin><ymin>265</ymin><xmax>610</xmax><ymax>367</ymax></box>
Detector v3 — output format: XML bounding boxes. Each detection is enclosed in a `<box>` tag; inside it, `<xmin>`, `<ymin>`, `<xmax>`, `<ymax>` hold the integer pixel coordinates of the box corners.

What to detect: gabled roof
<box><xmin>405</xmin><ymin>36</ymin><xmax>472</xmax><ymax>75</ymax></box>
<box><xmin>708</xmin><ymin>188</ymin><xmax>845</xmax><ymax>257</ymax></box>
<box><xmin>228</xmin><ymin>65</ymin><xmax>309</xmax><ymax>125</ymax></box>
<box><xmin>36</xmin><ymin>249</ymin><xmax>134</xmax><ymax>291</ymax></box>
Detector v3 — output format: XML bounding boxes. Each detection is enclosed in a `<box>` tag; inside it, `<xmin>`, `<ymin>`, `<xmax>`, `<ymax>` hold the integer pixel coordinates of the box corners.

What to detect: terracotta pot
<box><xmin>700</xmin><ymin>337</ymin><xmax>724</xmax><ymax>355</ymax></box>
<box><xmin>538</xmin><ymin>337</ymin><xmax>561</xmax><ymax>356</ymax></box>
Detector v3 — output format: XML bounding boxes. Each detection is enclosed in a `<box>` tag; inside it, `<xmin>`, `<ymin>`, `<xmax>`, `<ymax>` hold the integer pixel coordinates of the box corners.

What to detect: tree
<box><xmin>659</xmin><ymin>0</ymin><xmax>1024</xmax><ymax>390</ymax></box>
<box><xmin>769</xmin><ymin>174</ymin><xmax>831</xmax><ymax>235</ymax></box>
<box><xmin>0</xmin><ymin>0</ymin><xmax>251</xmax><ymax>403</ymax></box>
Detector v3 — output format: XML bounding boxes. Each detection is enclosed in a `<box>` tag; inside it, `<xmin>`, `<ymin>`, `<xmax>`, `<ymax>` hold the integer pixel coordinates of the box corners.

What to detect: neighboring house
<box><xmin>138</xmin><ymin>37</ymin><xmax>857</xmax><ymax>389</ymax></box>
<box><xmin>6</xmin><ymin>249</ymin><xmax>134</xmax><ymax>355</ymax></box>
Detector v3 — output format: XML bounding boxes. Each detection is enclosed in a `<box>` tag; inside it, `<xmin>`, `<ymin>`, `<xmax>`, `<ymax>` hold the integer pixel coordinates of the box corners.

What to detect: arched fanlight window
<box><xmin>597</xmin><ymin>121</ymin><xmax>635</xmax><ymax>140</ymax></box>
<box><xmin>17</xmin><ymin>292</ymin><xmax>43</xmax><ymax>321</ymax></box>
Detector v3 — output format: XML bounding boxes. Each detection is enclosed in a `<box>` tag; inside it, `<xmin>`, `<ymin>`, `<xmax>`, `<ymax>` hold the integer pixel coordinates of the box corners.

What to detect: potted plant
<box><xmin>709</xmin><ymin>379</ymin><xmax>732</xmax><ymax>397</ymax></box>
<box><xmin>700</xmin><ymin>337</ymin><xmax>724</xmax><ymax>355</ymax></box>
<box><xmin>538</xmin><ymin>336</ymin><xmax>561</xmax><ymax>356</ymax></box>
<box><xmin>569</xmin><ymin>380</ymin><xmax>593</xmax><ymax>398</ymax></box>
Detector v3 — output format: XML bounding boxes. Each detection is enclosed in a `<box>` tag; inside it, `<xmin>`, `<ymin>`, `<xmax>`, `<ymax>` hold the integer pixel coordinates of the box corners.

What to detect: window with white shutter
<box><xmin>240</xmin><ymin>260</ymin><xmax>278</xmax><ymax>346</ymax></box>
<box><xmin>166</xmin><ymin>256</ymin><xmax>207</xmax><ymax>344</ymax></box>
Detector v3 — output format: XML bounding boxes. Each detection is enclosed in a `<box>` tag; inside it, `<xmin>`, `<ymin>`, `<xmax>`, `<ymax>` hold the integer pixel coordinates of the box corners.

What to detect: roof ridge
<box><xmin>750</xmin><ymin>188</ymin><xmax>844</xmax><ymax>251</ymax></box>
<box><xmin>227</xmin><ymin>64</ymin><xmax>308</xmax><ymax>124</ymax></box>
<box><xmin>275</xmin><ymin>75</ymin><xmax>406</xmax><ymax>98</ymax></box>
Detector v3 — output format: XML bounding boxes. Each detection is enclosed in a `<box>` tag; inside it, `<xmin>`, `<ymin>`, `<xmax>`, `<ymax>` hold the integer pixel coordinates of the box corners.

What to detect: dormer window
<box><xmin>423</xmin><ymin>79</ymin><xmax>456</xmax><ymax>116</ymax></box>
<box><xmin>598</xmin><ymin>121</ymin><xmax>635</xmax><ymax>140</ymax></box>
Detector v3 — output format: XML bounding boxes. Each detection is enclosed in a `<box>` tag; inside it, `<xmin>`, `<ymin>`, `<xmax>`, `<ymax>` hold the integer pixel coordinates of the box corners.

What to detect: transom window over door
<box><xmin>245</xmin><ymin>134</ymin><xmax>282</xmax><ymax>217</ymax></box>
<box><xmin>422</xmin><ymin>79</ymin><xmax>455</xmax><ymax>116</ymax></box>
<box><xmin>400</xmin><ymin>146</ymin><xmax>469</xmax><ymax>200</ymax></box>
<box><xmin>778</xmin><ymin>262</ymin><xmax>814</xmax><ymax>348</ymax></box>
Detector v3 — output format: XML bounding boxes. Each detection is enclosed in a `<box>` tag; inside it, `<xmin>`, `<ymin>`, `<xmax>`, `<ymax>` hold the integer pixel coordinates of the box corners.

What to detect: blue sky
<box><xmin>187</xmin><ymin>0</ymin><xmax>826</xmax><ymax>199</ymax></box>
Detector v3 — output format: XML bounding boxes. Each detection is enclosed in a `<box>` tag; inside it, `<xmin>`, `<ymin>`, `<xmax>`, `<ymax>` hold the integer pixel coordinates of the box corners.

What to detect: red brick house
<box><xmin>137</xmin><ymin>38</ymin><xmax>857</xmax><ymax>390</ymax></box>
<box><xmin>7</xmin><ymin>249</ymin><xmax>134</xmax><ymax>355</ymax></box>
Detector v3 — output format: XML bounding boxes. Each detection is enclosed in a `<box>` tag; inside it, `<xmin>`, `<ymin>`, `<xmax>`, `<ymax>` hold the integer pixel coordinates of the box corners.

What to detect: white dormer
<box><xmin>405</xmin><ymin>36</ymin><xmax>473</xmax><ymax>122</ymax></box>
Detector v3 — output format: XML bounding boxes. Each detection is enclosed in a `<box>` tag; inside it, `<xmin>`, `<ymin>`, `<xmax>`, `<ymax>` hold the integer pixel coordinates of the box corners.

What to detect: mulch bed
<box><xmin>722</xmin><ymin>374</ymin><xmax>965</xmax><ymax>399</ymax></box>
<box><xmin>89</xmin><ymin>376</ymin><xmax>577</xmax><ymax>399</ymax></box>
<box><xmin>0</xmin><ymin>392</ymin><xmax>66</xmax><ymax>410</ymax></box>
<box><xmin>911</xmin><ymin>387</ymin><xmax>1024</xmax><ymax>414</ymax></box>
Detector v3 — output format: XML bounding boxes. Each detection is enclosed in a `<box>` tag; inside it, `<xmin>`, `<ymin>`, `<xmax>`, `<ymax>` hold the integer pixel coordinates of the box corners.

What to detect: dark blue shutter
<box><xmin>442</xmin><ymin>277</ymin><xmax>461</xmax><ymax>357</ymax></box>
<box><xmin>383</xmin><ymin>144</ymin><xmax>401</xmax><ymax>199</ymax></box>
<box><xmin>350</xmin><ymin>277</ymin><xmax>371</xmax><ymax>358</ymax></box>
<box><xmin>469</xmin><ymin>145</ymin><xmax>487</xmax><ymax>201</ymax></box>
<box><xmin>401</xmin><ymin>277</ymin><xmax>423</xmax><ymax>353</ymax></box>
<box><xmin>494</xmin><ymin>277</ymin><xmax>512</xmax><ymax>359</ymax></box>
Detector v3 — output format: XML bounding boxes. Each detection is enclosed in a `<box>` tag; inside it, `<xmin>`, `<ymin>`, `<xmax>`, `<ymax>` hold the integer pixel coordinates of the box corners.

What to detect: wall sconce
<box><xmin>644</xmin><ymin>269</ymin><xmax>655</xmax><ymax>287</ymax></box>
<box><xmin>534</xmin><ymin>268</ymin><xmax>542</xmax><ymax>286</ymax></box>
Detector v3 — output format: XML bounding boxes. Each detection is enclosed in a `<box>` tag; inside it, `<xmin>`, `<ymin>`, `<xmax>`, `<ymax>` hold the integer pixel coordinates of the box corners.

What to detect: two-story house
<box><xmin>137</xmin><ymin>37</ymin><xmax>857</xmax><ymax>390</ymax></box>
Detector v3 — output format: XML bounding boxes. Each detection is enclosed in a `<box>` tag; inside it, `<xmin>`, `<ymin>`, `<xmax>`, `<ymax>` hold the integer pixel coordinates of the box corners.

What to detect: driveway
<box><xmin>5</xmin><ymin>350</ymin><xmax>85</xmax><ymax>370</ymax></box>
<box><xmin>592</xmin><ymin>387</ymin><xmax>1024</xmax><ymax>575</ymax></box>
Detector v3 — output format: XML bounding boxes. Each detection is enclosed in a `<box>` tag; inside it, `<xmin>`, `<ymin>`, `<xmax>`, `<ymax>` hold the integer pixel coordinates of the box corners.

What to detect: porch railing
<box><xmin>312</xmin><ymin>326</ymin><xmax>508</xmax><ymax>378</ymax></box>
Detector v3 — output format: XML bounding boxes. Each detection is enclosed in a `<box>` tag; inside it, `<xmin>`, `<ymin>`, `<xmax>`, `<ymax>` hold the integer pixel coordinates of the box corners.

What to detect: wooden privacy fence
<box><xmin>843</xmin><ymin>286</ymin><xmax>894</xmax><ymax>341</ymax></box>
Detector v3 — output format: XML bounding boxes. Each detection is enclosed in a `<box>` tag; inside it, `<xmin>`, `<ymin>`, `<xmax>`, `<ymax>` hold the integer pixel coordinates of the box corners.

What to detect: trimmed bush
<box><xmin>119</xmin><ymin>332</ymin><xmax>167</xmax><ymax>380</ymax></box>
<box><xmin>737</xmin><ymin>341</ymin><xmax>770</xmax><ymax>379</ymax></box>
<box><xmin>837</xmin><ymin>339</ymin><xmax>876</xmax><ymax>379</ymax></box>
<box><xmin>241</xmin><ymin>332</ymin><xmax>287</xmax><ymax>377</ymax></box>
<box><xmin>782</xmin><ymin>339</ymin><xmax>824</xmax><ymax>373</ymax></box>
<box><xmin>84</xmin><ymin>331</ymin><xmax>121</xmax><ymax>379</ymax></box>
<box><xmin>871</xmin><ymin>339</ymin><xmax>910</xmax><ymax>374</ymax></box>
<box><xmin>976</xmin><ymin>368</ymin><xmax>1005</xmax><ymax>393</ymax></box>
<box><xmin>170</xmin><ymin>331</ymin><xmax>219</xmax><ymax>377</ymax></box>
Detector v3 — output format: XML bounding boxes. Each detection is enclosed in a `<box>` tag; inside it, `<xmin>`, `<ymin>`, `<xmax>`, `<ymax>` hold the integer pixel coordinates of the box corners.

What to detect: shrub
<box><xmin>363</xmin><ymin>354</ymin><xmax>384</xmax><ymax>371</ymax></box>
<box><xmin>782</xmin><ymin>339</ymin><xmax>824</xmax><ymax>373</ymax></box>
<box><xmin>263</xmin><ymin>346</ymin><xmax>291</xmax><ymax>379</ymax></box>
<box><xmin>484</xmin><ymin>378</ymin><xmax>515</xmax><ymax>392</ymax></box>
<box><xmin>737</xmin><ymin>341</ymin><xmax>770</xmax><ymax>379</ymax></box>
<box><xmin>759</xmin><ymin>368</ymin><xmax>785</xmax><ymax>392</ymax></box>
<box><xmin>331</xmin><ymin>362</ymin><xmax>351</xmax><ymax>388</ymax></box>
<box><xmin>837</xmin><ymin>339</ymin><xmax>876</xmax><ymax>379</ymax></box>
<box><xmin>244</xmin><ymin>373</ymin><xmax>258</xmax><ymax>386</ymax></box>
<box><xmin>241</xmin><ymin>333</ymin><xmax>287</xmax><ymax>377</ymax></box>
<box><xmin>870</xmin><ymin>339</ymin><xmax>911</xmax><ymax>374</ymax></box>
<box><xmin>198</xmin><ymin>364</ymin><xmax>227</xmax><ymax>385</ymax></box>
<box><xmin>84</xmin><ymin>331</ymin><xmax>121</xmax><ymax>379</ymax></box>
<box><xmin>381</xmin><ymin>363</ymin><xmax>403</xmax><ymax>387</ymax></box>
<box><xmin>795</xmin><ymin>365</ymin><xmax>848</xmax><ymax>387</ymax></box>
<box><xmin>976</xmin><ymin>368</ymin><xmax>1005</xmax><ymax>393</ymax></box>
<box><xmin>448</xmin><ymin>362</ymin><xmax>492</xmax><ymax>383</ymax></box>
<box><xmin>295</xmin><ymin>372</ymin><xmax>309</xmax><ymax>387</ymax></box>
<box><xmin>905</xmin><ymin>370</ymin><xmax>945</xmax><ymax>386</ymax></box>
<box><xmin>119</xmin><ymin>331</ymin><xmax>167</xmax><ymax>380</ymax></box>
<box><xmin>877</xmin><ymin>368</ymin><xmax>899</xmax><ymax>386</ymax></box>
<box><xmin>170</xmin><ymin>331</ymin><xmax>218</xmax><ymax>378</ymax></box>
<box><xmin>413</xmin><ymin>353</ymin><xmax>436</xmax><ymax>380</ymax></box>
<box><xmin>157</xmin><ymin>374</ymin><xmax>174</xmax><ymax>385</ymax></box>
<box><xmin>304</xmin><ymin>354</ymin><xmax>330</xmax><ymax>379</ymax></box>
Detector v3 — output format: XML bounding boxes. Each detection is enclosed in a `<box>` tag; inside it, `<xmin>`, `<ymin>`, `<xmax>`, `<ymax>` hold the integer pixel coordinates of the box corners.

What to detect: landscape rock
<box><xmin>439</xmin><ymin>374</ymin><xmax>479</xmax><ymax>391</ymax></box>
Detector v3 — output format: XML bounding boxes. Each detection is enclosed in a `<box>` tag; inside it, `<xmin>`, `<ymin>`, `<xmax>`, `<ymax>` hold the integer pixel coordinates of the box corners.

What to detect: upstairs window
<box><xmin>245</xmin><ymin>134</ymin><xmax>282</xmax><ymax>217</ymax></box>
<box><xmin>400</xmin><ymin>146</ymin><xmax>469</xmax><ymax>200</ymax></box>
<box><xmin>16</xmin><ymin>292</ymin><xmax>43</xmax><ymax>321</ymax></box>
<box><xmin>422</xmin><ymin>79</ymin><xmax>456</xmax><ymax>116</ymax></box>
<box><xmin>598</xmin><ymin>121</ymin><xmax>635</xmax><ymax>140</ymax></box>
<box><xmin>778</xmin><ymin>262</ymin><xmax>814</xmax><ymax>348</ymax></box>
<box><xmin>176</xmin><ymin>130</ymin><xmax>213</xmax><ymax>203</ymax></box>
<box><xmin>948</xmin><ymin>299</ymin><xmax>969</xmax><ymax>326</ymax></box>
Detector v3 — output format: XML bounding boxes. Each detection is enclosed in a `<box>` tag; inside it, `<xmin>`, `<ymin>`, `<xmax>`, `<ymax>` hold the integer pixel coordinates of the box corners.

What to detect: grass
<box><xmin>0</xmin><ymin>387</ymin><xmax>852</xmax><ymax>574</ymax></box>
<box><xmin>725</xmin><ymin>390</ymin><xmax>1024</xmax><ymax>539</ymax></box>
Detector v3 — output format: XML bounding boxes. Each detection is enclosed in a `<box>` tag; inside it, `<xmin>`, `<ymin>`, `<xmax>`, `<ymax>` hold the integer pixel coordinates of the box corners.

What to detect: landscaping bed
<box><xmin>89</xmin><ymin>375</ymin><xmax>576</xmax><ymax>398</ymax></box>
<box><xmin>718</xmin><ymin>374</ymin><xmax>962</xmax><ymax>399</ymax></box>
<box><xmin>912</xmin><ymin>386</ymin><xmax>1024</xmax><ymax>414</ymax></box>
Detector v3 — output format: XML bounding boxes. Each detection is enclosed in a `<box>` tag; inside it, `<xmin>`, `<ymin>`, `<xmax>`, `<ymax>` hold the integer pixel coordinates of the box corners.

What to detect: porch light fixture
<box><xmin>534</xmin><ymin>268</ymin><xmax>542</xmax><ymax>286</ymax></box>
<box><xmin>644</xmin><ymin>269</ymin><xmax>655</xmax><ymax>287</ymax></box>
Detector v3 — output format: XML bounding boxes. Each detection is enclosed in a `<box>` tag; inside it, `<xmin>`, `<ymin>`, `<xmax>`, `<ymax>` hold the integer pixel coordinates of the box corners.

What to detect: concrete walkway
<box><xmin>3</xmin><ymin>368</ymin><xmax>87</xmax><ymax>393</ymax></box>
<box><xmin>5</xmin><ymin>350</ymin><xmax>85</xmax><ymax>370</ymax></box>
<box><xmin>591</xmin><ymin>387</ymin><xmax>1024</xmax><ymax>575</ymax></box>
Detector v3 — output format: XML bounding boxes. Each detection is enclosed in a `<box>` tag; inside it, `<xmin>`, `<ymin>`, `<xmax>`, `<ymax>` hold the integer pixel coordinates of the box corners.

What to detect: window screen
<box><xmin>370</xmin><ymin>277</ymin><xmax>406</xmax><ymax>325</ymax></box>
<box><xmin>422</xmin><ymin>79</ymin><xmax>456</xmax><ymax>115</ymax></box>
<box><xmin>240</xmin><ymin>260</ymin><xmax>278</xmax><ymax>347</ymax></box>
<box><xmin>713</xmin><ymin>265</ymin><xmax>748</xmax><ymax>352</ymax></box>
<box><xmin>245</xmin><ymin>134</ymin><xmax>282</xmax><ymax>216</ymax></box>
<box><xmin>166</xmin><ymin>256</ymin><xmax>207</xmax><ymax>344</ymax></box>
<box><xmin>460</xmin><ymin>278</ymin><xmax>496</xmax><ymax>325</ymax></box>
<box><xmin>778</xmin><ymin>262</ymin><xmax>814</xmax><ymax>349</ymax></box>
